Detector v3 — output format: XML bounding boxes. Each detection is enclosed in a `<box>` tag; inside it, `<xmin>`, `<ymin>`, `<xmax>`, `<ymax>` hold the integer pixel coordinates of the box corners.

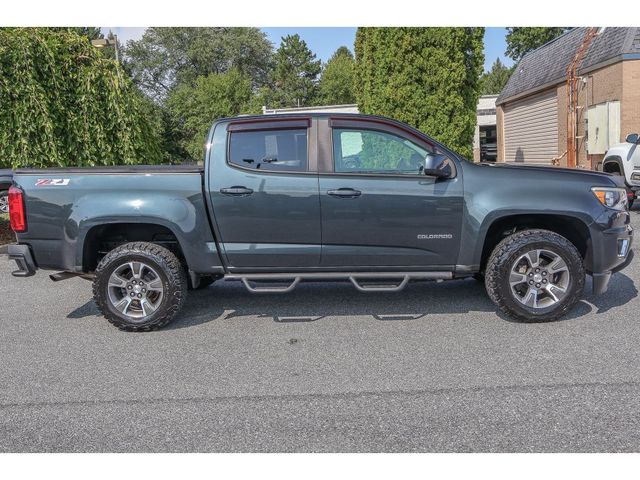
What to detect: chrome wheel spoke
<box><xmin>522</xmin><ymin>288</ymin><xmax>538</xmax><ymax>308</ymax></box>
<box><xmin>147</xmin><ymin>278</ymin><xmax>163</xmax><ymax>292</ymax></box>
<box><xmin>108</xmin><ymin>273</ymin><xmax>128</xmax><ymax>288</ymax></box>
<box><xmin>140</xmin><ymin>298</ymin><xmax>158</xmax><ymax>316</ymax></box>
<box><xmin>526</xmin><ymin>249</ymin><xmax>540</xmax><ymax>268</ymax></box>
<box><xmin>548</xmin><ymin>257</ymin><xmax>568</xmax><ymax>274</ymax></box>
<box><xmin>113</xmin><ymin>296</ymin><xmax>133</xmax><ymax>314</ymax></box>
<box><xmin>546</xmin><ymin>283</ymin><xmax>567</xmax><ymax>302</ymax></box>
<box><xmin>129</xmin><ymin>262</ymin><xmax>143</xmax><ymax>279</ymax></box>
<box><xmin>509</xmin><ymin>272</ymin><xmax>527</xmax><ymax>286</ymax></box>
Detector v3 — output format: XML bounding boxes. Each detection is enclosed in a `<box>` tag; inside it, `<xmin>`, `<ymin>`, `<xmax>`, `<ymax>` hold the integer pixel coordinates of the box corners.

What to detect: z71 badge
<box><xmin>36</xmin><ymin>179</ymin><xmax>70</xmax><ymax>186</ymax></box>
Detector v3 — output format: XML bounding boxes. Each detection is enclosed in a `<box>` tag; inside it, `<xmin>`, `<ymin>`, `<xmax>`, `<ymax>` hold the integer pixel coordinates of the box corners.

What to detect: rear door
<box><xmin>208</xmin><ymin>118</ymin><xmax>321</xmax><ymax>269</ymax></box>
<box><xmin>317</xmin><ymin>117</ymin><xmax>464</xmax><ymax>268</ymax></box>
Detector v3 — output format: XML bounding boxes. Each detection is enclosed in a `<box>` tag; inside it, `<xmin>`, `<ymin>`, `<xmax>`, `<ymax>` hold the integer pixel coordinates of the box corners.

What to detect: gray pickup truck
<box><xmin>6</xmin><ymin>113</ymin><xmax>634</xmax><ymax>330</ymax></box>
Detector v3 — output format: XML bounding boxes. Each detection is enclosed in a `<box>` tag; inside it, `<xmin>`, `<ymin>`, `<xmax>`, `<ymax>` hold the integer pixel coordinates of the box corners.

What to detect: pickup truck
<box><xmin>602</xmin><ymin>133</ymin><xmax>640</xmax><ymax>207</ymax></box>
<box><xmin>6</xmin><ymin>113</ymin><xmax>634</xmax><ymax>331</ymax></box>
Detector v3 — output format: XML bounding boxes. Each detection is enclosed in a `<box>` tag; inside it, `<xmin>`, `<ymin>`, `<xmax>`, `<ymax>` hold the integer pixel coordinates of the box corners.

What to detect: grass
<box><xmin>0</xmin><ymin>213</ymin><xmax>15</xmax><ymax>246</ymax></box>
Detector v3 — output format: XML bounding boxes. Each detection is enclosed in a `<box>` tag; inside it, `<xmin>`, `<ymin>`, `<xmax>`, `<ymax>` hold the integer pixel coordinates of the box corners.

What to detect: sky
<box><xmin>101</xmin><ymin>27</ymin><xmax>513</xmax><ymax>72</ymax></box>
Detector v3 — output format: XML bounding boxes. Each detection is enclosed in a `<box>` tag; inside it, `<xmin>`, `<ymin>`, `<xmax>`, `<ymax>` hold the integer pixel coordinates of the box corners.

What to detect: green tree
<box><xmin>124</xmin><ymin>27</ymin><xmax>273</xmax><ymax>100</ymax></box>
<box><xmin>0</xmin><ymin>28</ymin><xmax>162</xmax><ymax>169</ymax></box>
<box><xmin>354</xmin><ymin>27</ymin><xmax>484</xmax><ymax>159</ymax></box>
<box><xmin>505</xmin><ymin>27</ymin><xmax>570</xmax><ymax>62</ymax></box>
<box><xmin>48</xmin><ymin>27</ymin><xmax>104</xmax><ymax>41</ymax></box>
<box><xmin>480</xmin><ymin>58</ymin><xmax>513</xmax><ymax>95</ymax></box>
<box><xmin>318</xmin><ymin>46</ymin><xmax>355</xmax><ymax>105</ymax></box>
<box><xmin>270</xmin><ymin>34</ymin><xmax>322</xmax><ymax>107</ymax></box>
<box><xmin>167</xmin><ymin>69</ymin><xmax>253</xmax><ymax>160</ymax></box>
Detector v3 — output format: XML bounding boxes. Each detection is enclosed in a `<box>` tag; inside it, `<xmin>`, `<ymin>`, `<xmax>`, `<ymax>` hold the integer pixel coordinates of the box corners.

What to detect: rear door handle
<box><xmin>220</xmin><ymin>186</ymin><xmax>254</xmax><ymax>196</ymax></box>
<box><xmin>327</xmin><ymin>188</ymin><xmax>361</xmax><ymax>198</ymax></box>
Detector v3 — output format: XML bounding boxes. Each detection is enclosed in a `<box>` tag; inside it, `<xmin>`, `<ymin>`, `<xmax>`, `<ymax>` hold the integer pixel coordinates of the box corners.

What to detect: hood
<box><xmin>478</xmin><ymin>162</ymin><xmax>619</xmax><ymax>184</ymax></box>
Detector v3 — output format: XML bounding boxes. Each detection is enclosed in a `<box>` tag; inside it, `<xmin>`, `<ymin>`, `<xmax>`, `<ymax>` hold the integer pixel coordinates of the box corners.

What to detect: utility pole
<box><xmin>566</xmin><ymin>27</ymin><xmax>599</xmax><ymax>168</ymax></box>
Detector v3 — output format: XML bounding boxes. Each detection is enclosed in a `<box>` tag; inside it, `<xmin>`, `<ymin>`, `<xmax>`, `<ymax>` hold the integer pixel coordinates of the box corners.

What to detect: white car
<box><xmin>602</xmin><ymin>133</ymin><xmax>640</xmax><ymax>207</ymax></box>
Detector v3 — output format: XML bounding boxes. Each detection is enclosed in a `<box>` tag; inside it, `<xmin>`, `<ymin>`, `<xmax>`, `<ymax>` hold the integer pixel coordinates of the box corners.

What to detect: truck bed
<box><xmin>15</xmin><ymin>164</ymin><xmax>203</xmax><ymax>175</ymax></box>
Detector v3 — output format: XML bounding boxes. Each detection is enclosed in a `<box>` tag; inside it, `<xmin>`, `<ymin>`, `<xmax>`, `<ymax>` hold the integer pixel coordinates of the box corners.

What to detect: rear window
<box><xmin>228</xmin><ymin>129</ymin><xmax>308</xmax><ymax>172</ymax></box>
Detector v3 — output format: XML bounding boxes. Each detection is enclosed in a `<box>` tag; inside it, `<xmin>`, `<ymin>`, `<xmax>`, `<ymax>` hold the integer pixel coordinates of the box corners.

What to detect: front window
<box><xmin>333</xmin><ymin>128</ymin><xmax>431</xmax><ymax>175</ymax></box>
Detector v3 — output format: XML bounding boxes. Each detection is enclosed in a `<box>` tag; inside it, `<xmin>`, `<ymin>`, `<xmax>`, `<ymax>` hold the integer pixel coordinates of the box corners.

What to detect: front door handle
<box><xmin>327</xmin><ymin>188</ymin><xmax>362</xmax><ymax>198</ymax></box>
<box><xmin>220</xmin><ymin>186</ymin><xmax>254</xmax><ymax>196</ymax></box>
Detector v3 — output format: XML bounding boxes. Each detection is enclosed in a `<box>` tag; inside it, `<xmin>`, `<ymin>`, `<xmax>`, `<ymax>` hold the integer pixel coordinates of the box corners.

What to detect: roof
<box><xmin>497</xmin><ymin>27</ymin><xmax>640</xmax><ymax>105</ymax></box>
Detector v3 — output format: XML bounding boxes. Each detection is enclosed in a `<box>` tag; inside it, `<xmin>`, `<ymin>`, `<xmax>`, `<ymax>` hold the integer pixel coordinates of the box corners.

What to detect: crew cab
<box><xmin>6</xmin><ymin>114</ymin><xmax>634</xmax><ymax>330</ymax></box>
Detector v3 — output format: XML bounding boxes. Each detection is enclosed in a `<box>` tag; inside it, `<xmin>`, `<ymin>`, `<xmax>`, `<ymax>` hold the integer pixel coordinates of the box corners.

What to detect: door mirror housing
<box><xmin>625</xmin><ymin>133</ymin><xmax>640</xmax><ymax>144</ymax></box>
<box><xmin>423</xmin><ymin>153</ymin><xmax>452</xmax><ymax>178</ymax></box>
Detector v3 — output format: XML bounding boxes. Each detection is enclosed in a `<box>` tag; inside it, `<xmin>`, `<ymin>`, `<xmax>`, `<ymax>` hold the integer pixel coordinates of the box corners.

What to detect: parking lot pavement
<box><xmin>1</xmin><ymin>214</ymin><xmax>640</xmax><ymax>452</ymax></box>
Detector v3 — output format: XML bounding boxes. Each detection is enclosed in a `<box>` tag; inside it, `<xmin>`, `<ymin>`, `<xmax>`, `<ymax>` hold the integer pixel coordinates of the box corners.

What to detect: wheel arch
<box><xmin>602</xmin><ymin>155</ymin><xmax>624</xmax><ymax>175</ymax></box>
<box><xmin>478</xmin><ymin>213</ymin><xmax>592</xmax><ymax>273</ymax></box>
<box><xmin>81</xmin><ymin>221</ymin><xmax>188</xmax><ymax>272</ymax></box>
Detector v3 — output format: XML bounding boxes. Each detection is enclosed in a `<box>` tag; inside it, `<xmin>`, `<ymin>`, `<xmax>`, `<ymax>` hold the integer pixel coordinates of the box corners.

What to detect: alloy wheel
<box><xmin>509</xmin><ymin>249</ymin><xmax>570</xmax><ymax>309</ymax></box>
<box><xmin>107</xmin><ymin>261</ymin><xmax>164</xmax><ymax>319</ymax></box>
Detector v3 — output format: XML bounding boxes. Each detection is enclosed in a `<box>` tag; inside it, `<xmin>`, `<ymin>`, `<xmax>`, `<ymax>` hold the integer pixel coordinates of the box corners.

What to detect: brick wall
<box><xmin>576</xmin><ymin>62</ymin><xmax>624</xmax><ymax>168</ymax></box>
<box><xmin>622</xmin><ymin>60</ymin><xmax>640</xmax><ymax>139</ymax></box>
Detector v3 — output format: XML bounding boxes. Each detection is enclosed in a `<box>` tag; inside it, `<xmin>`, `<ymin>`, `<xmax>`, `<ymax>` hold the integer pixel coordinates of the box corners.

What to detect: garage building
<box><xmin>496</xmin><ymin>27</ymin><xmax>640</xmax><ymax>168</ymax></box>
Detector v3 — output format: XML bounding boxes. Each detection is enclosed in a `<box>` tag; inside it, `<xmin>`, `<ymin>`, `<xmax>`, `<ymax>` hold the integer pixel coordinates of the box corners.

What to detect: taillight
<box><xmin>8</xmin><ymin>186</ymin><xmax>27</xmax><ymax>232</ymax></box>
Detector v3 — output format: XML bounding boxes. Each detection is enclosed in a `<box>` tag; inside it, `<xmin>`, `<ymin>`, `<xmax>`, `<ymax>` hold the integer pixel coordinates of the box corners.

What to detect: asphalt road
<box><xmin>1</xmin><ymin>214</ymin><xmax>640</xmax><ymax>452</ymax></box>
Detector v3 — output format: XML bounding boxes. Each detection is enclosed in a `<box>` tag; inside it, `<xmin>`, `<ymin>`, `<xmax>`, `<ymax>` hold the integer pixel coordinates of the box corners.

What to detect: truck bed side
<box><xmin>12</xmin><ymin>167</ymin><xmax>224</xmax><ymax>275</ymax></box>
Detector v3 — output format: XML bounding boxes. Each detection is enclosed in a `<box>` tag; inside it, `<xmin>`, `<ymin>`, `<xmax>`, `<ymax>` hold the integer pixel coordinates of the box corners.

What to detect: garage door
<box><xmin>504</xmin><ymin>90</ymin><xmax>558</xmax><ymax>164</ymax></box>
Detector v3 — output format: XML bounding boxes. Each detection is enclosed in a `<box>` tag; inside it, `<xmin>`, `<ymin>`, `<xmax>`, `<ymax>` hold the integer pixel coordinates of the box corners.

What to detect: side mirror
<box><xmin>423</xmin><ymin>154</ymin><xmax>452</xmax><ymax>178</ymax></box>
<box><xmin>625</xmin><ymin>133</ymin><xmax>640</xmax><ymax>144</ymax></box>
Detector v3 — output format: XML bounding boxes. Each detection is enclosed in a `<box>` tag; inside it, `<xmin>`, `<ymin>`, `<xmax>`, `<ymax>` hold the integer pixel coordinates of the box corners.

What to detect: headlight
<box><xmin>591</xmin><ymin>187</ymin><xmax>628</xmax><ymax>209</ymax></box>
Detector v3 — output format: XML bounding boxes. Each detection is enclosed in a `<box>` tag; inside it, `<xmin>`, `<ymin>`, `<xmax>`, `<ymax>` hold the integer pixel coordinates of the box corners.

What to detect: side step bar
<box><xmin>225</xmin><ymin>272</ymin><xmax>452</xmax><ymax>294</ymax></box>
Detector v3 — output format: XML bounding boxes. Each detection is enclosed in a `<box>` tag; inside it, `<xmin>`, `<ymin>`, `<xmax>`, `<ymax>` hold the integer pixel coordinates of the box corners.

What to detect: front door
<box><xmin>208</xmin><ymin>119</ymin><xmax>321</xmax><ymax>269</ymax></box>
<box><xmin>319</xmin><ymin>121</ymin><xmax>464</xmax><ymax>268</ymax></box>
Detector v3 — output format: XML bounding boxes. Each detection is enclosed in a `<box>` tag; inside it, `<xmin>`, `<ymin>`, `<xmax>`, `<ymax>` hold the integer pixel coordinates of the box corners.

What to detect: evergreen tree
<box><xmin>355</xmin><ymin>27</ymin><xmax>485</xmax><ymax>159</ymax></box>
<box><xmin>480</xmin><ymin>58</ymin><xmax>513</xmax><ymax>95</ymax></box>
<box><xmin>318</xmin><ymin>46</ymin><xmax>355</xmax><ymax>105</ymax></box>
<box><xmin>271</xmin><ymin>34</ymin><xmax>322</xmax><ymax>107</ymax></box>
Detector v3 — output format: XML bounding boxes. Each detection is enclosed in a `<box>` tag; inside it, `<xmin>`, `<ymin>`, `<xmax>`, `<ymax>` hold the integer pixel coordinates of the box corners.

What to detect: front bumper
<box><xmin>589</xmin><ymin>213</ymin><xmax>633</xmax><ymax>294</ymax></box>
<box><xmin>7</xmin><ymin>244</ymin><xmax>37</xmax><ymax>277</ymax></box>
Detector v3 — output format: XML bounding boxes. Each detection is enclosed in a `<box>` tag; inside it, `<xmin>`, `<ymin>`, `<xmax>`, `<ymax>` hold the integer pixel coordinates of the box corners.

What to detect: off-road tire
<box><xmin>93</xmin><ymin>242</ymin><xmax>187</xmax><ymax>331</ymax></box>
<box><xmin>485</xmin><ymin>229</ymin><xmax>585</xmax><ymax>322</ymax></box>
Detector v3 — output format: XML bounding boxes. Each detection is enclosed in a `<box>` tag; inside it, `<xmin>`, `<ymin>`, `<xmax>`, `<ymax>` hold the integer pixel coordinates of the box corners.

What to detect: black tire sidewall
<box><xmin>487</xmin><ymin>232</ymin><xmax>585</xmax><ymax>321</ymax></box>
<box><xmin>93</xmin><ymin>243</ymin><xmax>186</xmax><ymax>330</ymax></box>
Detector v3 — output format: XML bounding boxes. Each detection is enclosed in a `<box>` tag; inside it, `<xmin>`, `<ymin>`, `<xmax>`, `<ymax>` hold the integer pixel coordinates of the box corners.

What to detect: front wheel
<box><xmin>93</xmin><ymin>242</ymin><xmax>187</xmax><ymax>331</ymax></box>
<box><xmin>485</xmin><ymin>229</ymin><xmax>585</xmax><ymax>322</ymax></box>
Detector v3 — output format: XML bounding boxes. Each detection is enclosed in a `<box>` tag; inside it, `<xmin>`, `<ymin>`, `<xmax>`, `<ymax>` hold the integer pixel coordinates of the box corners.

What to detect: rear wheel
<box><xmin>485</xmin><ymin>229</ymin><xmax>585</xmax><ymax>322</ymax></box>
<box><xmin>93</xmin><ymin>242</ymin><xmax>187</xmax><ymax>331</ymax></box>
